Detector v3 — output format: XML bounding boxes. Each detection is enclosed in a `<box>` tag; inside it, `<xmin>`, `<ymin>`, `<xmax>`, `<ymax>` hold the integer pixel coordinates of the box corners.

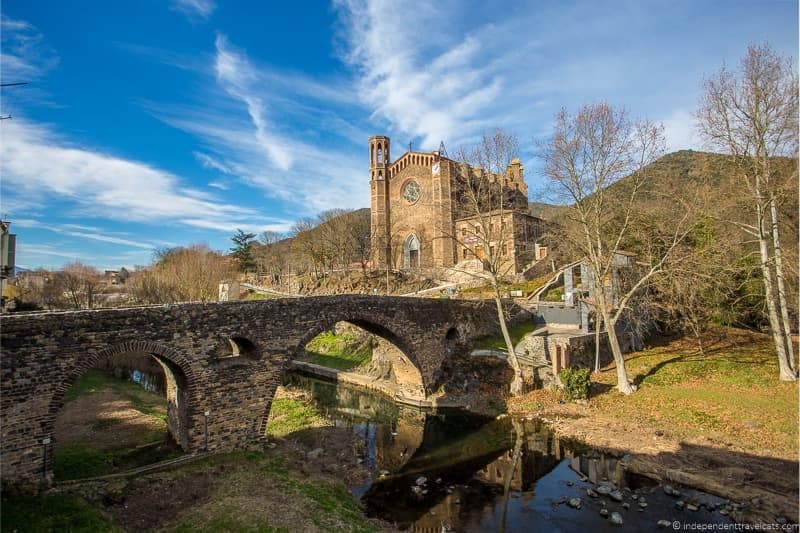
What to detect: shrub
<box><xmin>560</xmin><ymin>367</ymin><xmax>592</xmax><ymax>400</ymax></box>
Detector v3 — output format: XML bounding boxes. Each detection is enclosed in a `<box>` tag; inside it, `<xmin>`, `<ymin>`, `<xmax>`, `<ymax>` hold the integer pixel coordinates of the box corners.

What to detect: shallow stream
<box><xmin>286</xmin><ymin>372</ymin><xmax>736</xmax><ymax>532</ymax></box>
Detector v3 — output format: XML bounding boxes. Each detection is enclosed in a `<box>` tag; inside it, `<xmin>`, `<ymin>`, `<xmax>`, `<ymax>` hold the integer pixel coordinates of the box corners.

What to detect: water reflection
<box><xmin>287</xmin><ymin>373</ymin><xmax>733</xmax><ymax>532</ymax></box>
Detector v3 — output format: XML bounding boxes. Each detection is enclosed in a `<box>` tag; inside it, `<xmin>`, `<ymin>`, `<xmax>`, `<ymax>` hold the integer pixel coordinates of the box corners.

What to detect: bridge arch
<box><xmin>48</xmin><ymin>341</ymin><xmax>202</xmax><ymax>454</ymax></box>
<box><xmin>296</xmin><ymin>318</ymin><xmax>420</xmax><ymax>374</ymax></box>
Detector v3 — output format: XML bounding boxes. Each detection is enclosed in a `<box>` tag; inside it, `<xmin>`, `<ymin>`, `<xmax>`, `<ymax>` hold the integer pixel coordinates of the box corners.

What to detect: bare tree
<box><xmin>696</xmin><ymin>43</ymin><xmax>798</xmax><ymax>380</ymax></box>
<box><xmin>129</xmin><ymin>244</ymin><xmax>235</xmax><ymax>303</ymax></box>
<box><xmin>448</xmin><ymin>129</ymin><xmax>526</xmax><ymax>395</ymax></box>
<box><xmin>540</xmin><ymin>103</ymin><xmax>696</xmax><ymax>394</ymax></box>
<box><xmin>62</xmin><ymin>262</ymin><xmax>102</xmax><ymax>309</ymax></box>
<box><xmin>258</xmin><ymin>230</ymin><xmax>284</xmax><ymax>246</ymax></box>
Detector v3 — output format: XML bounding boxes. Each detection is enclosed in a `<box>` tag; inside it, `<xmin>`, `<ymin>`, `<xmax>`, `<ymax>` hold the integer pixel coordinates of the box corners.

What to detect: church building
<box><xmin>369</xmin><ymin>135</ymin><xmax>545</xmax><ymax>276</ymax></box>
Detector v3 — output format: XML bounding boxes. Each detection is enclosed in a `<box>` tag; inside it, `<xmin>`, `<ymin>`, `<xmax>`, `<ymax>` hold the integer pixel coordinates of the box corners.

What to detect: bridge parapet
<box><xmin>0</xmin><ymin>295</ymin><xmax>497</xmax><ymax>490</ymax></box>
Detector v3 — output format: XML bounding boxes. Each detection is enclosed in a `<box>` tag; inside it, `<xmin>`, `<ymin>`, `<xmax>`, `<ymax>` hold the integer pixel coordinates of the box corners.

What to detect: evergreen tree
<box><xmin>230</xmin><ymin>229</ymin><xmax>257</xmax><ymax>272</ymax></box>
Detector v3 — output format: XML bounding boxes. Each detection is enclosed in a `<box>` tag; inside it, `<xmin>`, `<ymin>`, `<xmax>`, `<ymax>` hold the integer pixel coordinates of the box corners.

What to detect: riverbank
<box><xmin>508</xmin><ymin>328</ymin><xmax>799</xmax><ymax>526</ymax></box>
<box><xmin>2</xmin><ymin>386</ymin><xmax>394</xmax><ymax>532</ymax></box>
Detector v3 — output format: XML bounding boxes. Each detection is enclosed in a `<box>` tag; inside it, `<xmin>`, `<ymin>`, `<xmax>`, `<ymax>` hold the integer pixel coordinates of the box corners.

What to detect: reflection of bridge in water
<box><xmin>290</xmin><ymin>374</ymin><xmax>575</xmax><ymax>531</ymax></box>
<box><xmin>362</xmin><ymin>418</ymin><xmax>567</xmax><ymax>531</ymax></box>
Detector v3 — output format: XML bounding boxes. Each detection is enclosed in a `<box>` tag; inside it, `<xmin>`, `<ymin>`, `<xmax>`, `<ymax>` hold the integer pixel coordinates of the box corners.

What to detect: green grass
<box><xmin>590</xmin><ymin>329</ymin><xmax>799</xmax><ymax>456</ymax></box>
<box><xmin>54</xmin><ymin>441</ymin><xmax>181</xmax><ymax>481</ymax></box>
<box><xmin>304</xmin><ymin>331</ymin><xmax>372</xmax><ymax>371</ymax></box>
<box><xmin>1</xmin><ymin>493</ymin><xmax>119</xmax><ymax>533</ymax></box>
<box><xmin>169</xmin><ymin>452</ymin><xmax>378</xmax><ymax>533</ymax></box>
<box><xmin>474</xmin><ymin>320</ymin><xmax>539</xmax><ymax>351</ymax></box>
<box><xmin>458</xmin><ymin>276</ymin><xmax>551</xmax><ymax>299</ymax></box>
<box><xmin>298</xmin><ymin>482</ymin><xmax>377</xmax><ymax>533</ymax></box>
<box><xmin>265</xmin><ymin>398</ymin><xmax>329</xmax><ymax>437</ymax></box>
<box><xmin>540</xmin><ymin>285</ymin><xmax>564</xmax><ymax>302</ymax></box>
<box><xmin>243</xmin><ymin>291</ymin><xmax>281</xmax><ymax>300</ymax></box>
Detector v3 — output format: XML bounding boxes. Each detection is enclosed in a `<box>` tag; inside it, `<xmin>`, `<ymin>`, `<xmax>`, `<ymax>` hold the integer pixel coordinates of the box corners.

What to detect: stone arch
<box><xmin>294</xmin><ymin>317</ymin><xmax>425</xmax><ymax>383</ymax></box>
<box><xmin>445</xmin><ymin>326</ymin><xmax>460</xmax><ymax>341</ymax></box>
<box><xmin>221</xmin><ymin>336</ymin><xmax>260</xmax><ymax>360</ymax></box>
<box><xmin>47</xmin><ymin>341</ymin><xmax>201</xmax><ymax>454</ymax></box>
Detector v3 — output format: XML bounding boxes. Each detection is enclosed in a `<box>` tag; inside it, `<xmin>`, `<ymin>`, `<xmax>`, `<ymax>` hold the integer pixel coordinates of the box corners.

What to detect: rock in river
<box><xmin>610</xmin><ymin>512</ymin><xmax>624</xmax><ymax>525</ymax></box>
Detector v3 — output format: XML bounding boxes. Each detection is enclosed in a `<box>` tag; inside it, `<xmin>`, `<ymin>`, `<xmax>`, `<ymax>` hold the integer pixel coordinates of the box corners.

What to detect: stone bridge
<box><xmin>0</xmin><ymin>295</ymin><xmax>498</xmax><ymax>488</ymax></box>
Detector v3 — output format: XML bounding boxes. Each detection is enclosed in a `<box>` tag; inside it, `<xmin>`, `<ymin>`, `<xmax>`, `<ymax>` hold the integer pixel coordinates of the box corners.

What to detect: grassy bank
<box><xmin>510</xmin><ymin>328</ymin><xmax>799</xmax><ymax>458</ymax></box>
<box><xmin>166</xmin><ymin>452</ymin><xmax>378</xmax><ymax>532</ymax></box>
<box><xmin>474</xmin><ymin>320</ymin><xmax>539</xmax><ymax>351</ymax></box>
<box><xmin>2</xmin><ymin>450</ymin><xmax>380</xmax><ymax>533</ymax></box>
<box><xmin>304</xmin><ymin>331</ymin><xmax>372</xmax><ymax>370</ymax></box>
<box><xmin>1</xmin><ymin>493</ymin><xmax>119</xmax><ymax>533</ymax></box>
<box><xmin>266</xmin><ymin>389</ymin><xmax>331</xmax><ymax>438</ymax></box>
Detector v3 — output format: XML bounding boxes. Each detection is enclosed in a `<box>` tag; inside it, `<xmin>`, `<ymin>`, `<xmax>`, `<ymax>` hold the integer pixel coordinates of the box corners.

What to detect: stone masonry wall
<box><xmin>0</xmin><ymin>295</ymin><xmax>496</xmax><ymax>490</ymax></box>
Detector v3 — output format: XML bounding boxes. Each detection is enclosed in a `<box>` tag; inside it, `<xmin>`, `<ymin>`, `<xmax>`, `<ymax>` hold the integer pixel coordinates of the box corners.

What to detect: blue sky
<box><xmin>0</xmin><ymin>0</ymin><xmax>797</xmax><ymax>270</ymax></box>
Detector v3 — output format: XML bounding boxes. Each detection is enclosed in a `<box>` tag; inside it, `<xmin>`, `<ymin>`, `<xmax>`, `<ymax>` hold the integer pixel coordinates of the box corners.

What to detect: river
<box><xmin>286</xmin><ymin>372</ymin><xmax>736</xmax><ymax>532</ymax></box>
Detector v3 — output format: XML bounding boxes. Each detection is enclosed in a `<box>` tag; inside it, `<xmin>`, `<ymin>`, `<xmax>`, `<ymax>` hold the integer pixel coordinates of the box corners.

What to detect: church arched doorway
<box><xmin>404</xmin><ymin>234</ymin><xmax>420</xmax><ymax>269</ymax></box>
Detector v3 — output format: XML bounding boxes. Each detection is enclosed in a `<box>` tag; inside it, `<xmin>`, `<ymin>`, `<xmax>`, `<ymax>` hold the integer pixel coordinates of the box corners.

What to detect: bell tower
<box><xmin>369</xmin><ymin>135</ymin><xmax>391</xmax><ymax>268</ymax></box>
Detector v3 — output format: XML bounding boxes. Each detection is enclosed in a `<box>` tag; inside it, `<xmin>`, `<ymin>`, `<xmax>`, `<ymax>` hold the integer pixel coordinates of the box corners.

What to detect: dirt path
<box><xmin>55</xmin><ymin>389</ymin><xmax>165</xmax><ymax>450</ymax></box>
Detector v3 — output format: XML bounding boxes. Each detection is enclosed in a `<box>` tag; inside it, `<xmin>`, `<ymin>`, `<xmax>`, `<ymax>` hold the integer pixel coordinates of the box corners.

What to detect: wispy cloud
<box><xmin>194</xmin><ymin>151</ymin><xmax>233</xmax><ymax>174</ymax></box>
<box><xmin>207</xmin><ymin>180</ymin><xmax>230</xmax><ymax>190</ymax></box>
<box><xmin>214</xmin><ymin>34</ymin><xmax>294</xmax><ymax>171</ymax></box>
<box><xmin>0</xmin><ymin>118</ymin><xmax>291</xmax><ymax>233</ymax></box>
<box><xmin>333</xmin><ymin>0</ymin><xmax>513</xmax><ymax>147</ymax></box>
<box><xmin>146</xmin><ymin>34</ymin><xmax>369</xmax><ymax>214</ymax></box>
<box><xmin>0</xmin><ymin>15</ymin><xmax>59</xmax><ymax>81</ymax></box>
<box><xmin>170</xmin><ymin>0</ymin><xmax>216</xmax><ymax>22</ymax></box>
<box><xmin>14</xmin><ymin>219</ymin><xmax>165</xmax><ymax>250</ymax></box>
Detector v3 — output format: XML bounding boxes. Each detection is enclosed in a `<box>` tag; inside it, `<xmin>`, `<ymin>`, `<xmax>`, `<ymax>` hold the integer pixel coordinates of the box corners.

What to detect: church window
<box><xmin>490</xmin><ymin>245</ymin><xmax>495</xmax><ymax>257</ymax></box>
<box><xmin>502</xmin><ymin>243</ymin><xmax>508</xmax><ymax>256</ymax></box>
<box><xmin>462</xmin><ymin>248</ymin><xmax>468</xmax><ymax>260</ymax></box>
<box><xmin>461</xmin><ymin>227</ymin><xmax>466</xmax><ymax>237</ymax></box>
<box><xmin>402</xmin><ymin>180</ymin><xmax>421</xmax><ymax>204</ymax></box>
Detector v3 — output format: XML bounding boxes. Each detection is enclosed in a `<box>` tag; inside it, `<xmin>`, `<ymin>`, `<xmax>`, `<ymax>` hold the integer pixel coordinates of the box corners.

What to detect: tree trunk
<box><xmin>499</xmin><ymin>419</ymin><xmax>524</xmax><ymax>532</ymax></box>
<box><xmin>593</xmin><ymin>278</ymin><xmax>634</xmax><ymax>394</ymax></box>
<box><xmin>593</xmin><ymin>311</ymin><xmax>602</xmax><ymax>373</ymax></box>
<box><xmin>769</xmin><ymin>193</ymin><xmax>796</xmax><ymax>373</ymax></box>
<box><xmin>604</xmin><ymin>314</ymin><xmax>635</xmax><ymax>394</ymax></box>
<box><xmin>757</xmin><ymin>203</ymin><xmax>796</xmax><ymax>381</ymax></box>
<box><xmin>494</xmin><ymin>283</ymin><xmax>523</xmax><ymax>395</ymax></box>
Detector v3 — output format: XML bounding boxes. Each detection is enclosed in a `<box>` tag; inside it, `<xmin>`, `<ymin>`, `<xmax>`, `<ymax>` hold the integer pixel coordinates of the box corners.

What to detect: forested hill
<box><xmin>528</xmin><ymin>149</ymin><xmax>798</xmax><ymax>222</ymax></box>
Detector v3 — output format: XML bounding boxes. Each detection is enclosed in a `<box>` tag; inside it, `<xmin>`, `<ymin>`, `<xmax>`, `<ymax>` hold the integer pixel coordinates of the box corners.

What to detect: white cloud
<box><xmin>662</xmin><ymin>109</ymin><xmax>698</xmax><ymax>152</ymax></box>
<box><xmin>170</xmin><ymin>0</ymin><xmax>216</xmax><ymax>22</ymax></box>
<box><xmin>0</xmin><ymin>119</ymin><xmax>286</xmax><ymax>232</ymax></box>
<box><xmin>334</xmin><ymin>0</ymin><xmax>513</xmax><ymax>148</ymax></box>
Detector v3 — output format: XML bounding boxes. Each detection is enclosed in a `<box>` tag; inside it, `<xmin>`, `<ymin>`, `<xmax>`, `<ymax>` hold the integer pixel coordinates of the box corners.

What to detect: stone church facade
<box><xmin>369</xmin><ymin>135</ymin><xmax>545</xmax><ymax>275</ymax></box>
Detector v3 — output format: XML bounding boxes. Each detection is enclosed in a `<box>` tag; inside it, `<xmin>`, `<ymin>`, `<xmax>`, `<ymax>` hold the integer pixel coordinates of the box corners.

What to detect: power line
<box><xmin>1</xmin><ymin>82</ymin><xmax>29</xmax><ymax>120</ymax></box>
